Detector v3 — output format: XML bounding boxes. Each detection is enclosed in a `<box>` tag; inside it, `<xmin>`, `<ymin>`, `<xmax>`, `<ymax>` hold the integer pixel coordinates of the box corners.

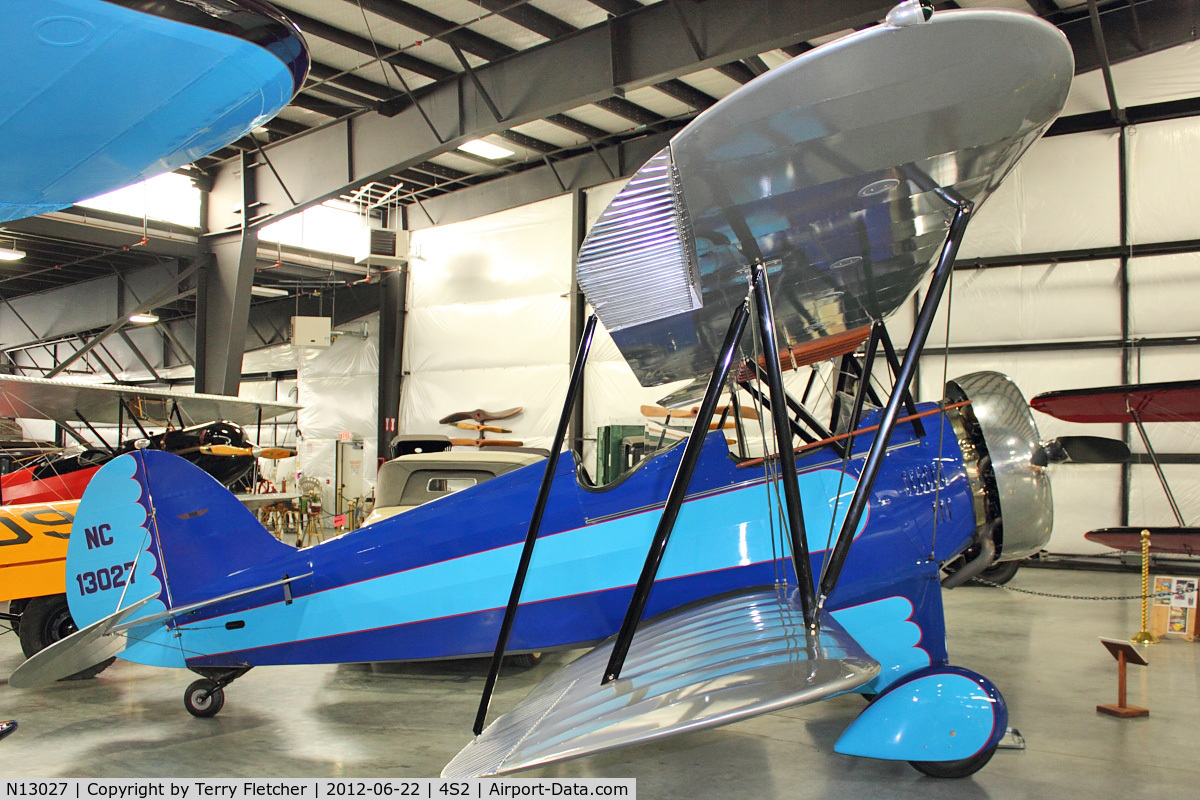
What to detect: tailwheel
<box><xmin>508</xmin><ymin>652</ymin><xmax>542</xmax><ymax>669</ymax></box>
<box><xmin>909</xmin><ymin>743</ymin><xmax>998</xmax><ymax>778</ymax></box>
<box><xmin>184</xmin><ymin>679</ymin><xmax>225</xmax><ymax>718</ymax></box>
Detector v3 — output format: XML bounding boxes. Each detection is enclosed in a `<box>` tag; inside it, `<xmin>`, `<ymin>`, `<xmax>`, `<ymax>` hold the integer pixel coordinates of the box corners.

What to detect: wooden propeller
<box><xmin>449</xmin><ymin>438</ymin><xmax>525</xmax><ymax>448</ymax></box>
<box><xmin>453</xmin><ymin>421</ymin><xmax>512</xmax><ymax>434</ymax></box>
<box><xmin>439</xmin><ymin>407</ymin><xmax>523</xmax><ymax>424</ymax></box>
<box><xmin>200</xmin><ymin>445</ymin><xmax>296</xmax><ymax>460</ymax></box>
<box><xmin>640</xmin><ymin>404</ymin><xmax>759</xmax><ymax>421</ymax></box>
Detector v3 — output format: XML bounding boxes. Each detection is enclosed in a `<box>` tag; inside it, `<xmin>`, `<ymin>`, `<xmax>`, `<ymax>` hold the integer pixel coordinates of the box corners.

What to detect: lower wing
<box><xmin>444</xmin><ymin>587</ymin><xmax>879</xmax><ymax>778</ymax></box>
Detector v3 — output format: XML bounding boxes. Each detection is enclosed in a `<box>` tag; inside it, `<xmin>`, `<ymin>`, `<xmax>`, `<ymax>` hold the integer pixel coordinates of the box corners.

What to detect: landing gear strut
<box><xmin>184</xmin><ymin>666</ymin><xmax>251</xmax><ymax>718</ymax></box>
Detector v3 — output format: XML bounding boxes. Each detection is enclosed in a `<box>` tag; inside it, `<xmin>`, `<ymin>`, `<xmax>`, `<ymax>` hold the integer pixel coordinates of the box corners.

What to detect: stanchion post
<box><xmin>1131</xmin><ymin>529</ymin><xmax>1158</xmax><ymax>645</ymax></box>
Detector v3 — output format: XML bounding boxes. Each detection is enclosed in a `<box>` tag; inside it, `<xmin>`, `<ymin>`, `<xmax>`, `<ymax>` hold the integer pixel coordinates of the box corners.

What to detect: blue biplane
<box><xmin>13</xmin><ymin>2</ymin><xmax>1085</xmax><ymax>781</ymax></box>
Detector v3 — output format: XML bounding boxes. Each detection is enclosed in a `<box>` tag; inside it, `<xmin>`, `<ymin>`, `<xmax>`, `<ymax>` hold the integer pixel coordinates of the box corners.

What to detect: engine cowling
<box><xmin>945</xmin><ymin>371</ymin><xmax>1053</xmax><ymax>562</ymax></box>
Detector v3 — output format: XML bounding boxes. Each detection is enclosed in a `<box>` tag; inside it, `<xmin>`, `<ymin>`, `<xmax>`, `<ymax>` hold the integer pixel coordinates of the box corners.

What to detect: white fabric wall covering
<box><xmin>1044</xmin><ymin>465</ymin><xmax>1123</xmax><ymax>555</ymax></box>
<box><xmin>403</xmin><ymin>365</ymin><xmax>569</xmax><ymax>451</ymax></box>
<box><xmin>1128</xmin><ymin>464</ymin><xmax>1200</xmax><ymax>530</ymax></box>
<box><xmin>1128</xmin><ymin>116</ymin><xmax>1200</xmax><ymax>243</ymax></box>
<box><xmin>406</xmin><ymin>297</ymin><xmax>568</xmax><ymax>372</ymax></box>
<box><xmin>1125</xmin><ymin>346</ymin><xmax>1200</xmax><ymax>456</ymax></box>
<box><xmin>296</xmin><ymin>314</ymin><xmax>379</xmax><ymax>513</ymax></box>
<box><xmin>402</xmin><ymin>196</ymin><xmax>573</xmax><ymax>452</ymax></box>
<box><xmin>918</xmin><ymin>350</ymin><xmax>1123</xmax><ymax>442</ymax></box>
<box><xmin>1128</xmin><ymin>253</ymin><xmax>1200</xmax><ymax>338</ymax></box>
<box><xmin>1062</xmin><ymin>41</ymin><xmax>1200</xmax><ymax>116</ymax></box>
<box><xmin>958</xmin><ymin>130</ymin><xmax>1119</xmax><ymax>258</ymax></box>
<box><xmin>927</xmin><ymin>260</ymin><xmax>1122</xmax><ymax>346</ymax></box>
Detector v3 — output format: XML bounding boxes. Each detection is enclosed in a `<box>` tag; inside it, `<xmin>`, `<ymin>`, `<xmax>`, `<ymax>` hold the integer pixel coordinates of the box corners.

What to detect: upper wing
<box><xmin>1032</xmin><ymin>380</ymin><xmax>1200</xmax><ymax>424</ymax></box>
<box><xmin>0</xmin><ymin>374</ymin><xmax>300</xmax><ymax>425</ymax></box>
<box><xmin>575</xmin><ymin>10</ymin><xmax>1072</xmax><ymax>390</ymax></box>
<box><xmin>443</xmin><ymin>588</ymin><xmax>879</xmax><ymax>778</ymax></box>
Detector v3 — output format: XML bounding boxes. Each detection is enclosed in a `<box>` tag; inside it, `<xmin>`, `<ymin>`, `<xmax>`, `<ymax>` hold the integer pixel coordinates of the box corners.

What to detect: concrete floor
<box><xmin>1</xmin><ymin>569</ymin><xmax>1196</xmax><ymax>798</ymax></box>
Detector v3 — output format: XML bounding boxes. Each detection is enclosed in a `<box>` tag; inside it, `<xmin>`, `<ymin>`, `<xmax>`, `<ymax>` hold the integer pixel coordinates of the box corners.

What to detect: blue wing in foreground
<box><xmin>443</xmin><ymin>588</ymin><xmax>879</xmax><ymax>778</ymax></box>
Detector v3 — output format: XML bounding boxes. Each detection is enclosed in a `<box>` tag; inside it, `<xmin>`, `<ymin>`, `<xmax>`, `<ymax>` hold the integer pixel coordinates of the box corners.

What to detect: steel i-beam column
<box><xmin>199</xmin><ymin>150</ymin><xmax>259</xmax><ymax>396</ymax></box>
<box><xmin>378</xmin><ymin>248</ymin><xmax>408</xmax><ymax>462</ymax></box>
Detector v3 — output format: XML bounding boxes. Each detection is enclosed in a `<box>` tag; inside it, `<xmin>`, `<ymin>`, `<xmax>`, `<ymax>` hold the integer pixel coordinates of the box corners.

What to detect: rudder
<box><xmin>67</xmin><ymin>450</ymin><xmax>291</xmax><ymax>641</ymax></box>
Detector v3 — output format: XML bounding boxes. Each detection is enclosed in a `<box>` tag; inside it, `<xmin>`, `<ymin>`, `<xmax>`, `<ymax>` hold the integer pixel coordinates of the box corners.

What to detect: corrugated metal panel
<box><xmin>575</xmin><ymin>147</ymin><xmax>702</xmax><ymax>331</ymax></box>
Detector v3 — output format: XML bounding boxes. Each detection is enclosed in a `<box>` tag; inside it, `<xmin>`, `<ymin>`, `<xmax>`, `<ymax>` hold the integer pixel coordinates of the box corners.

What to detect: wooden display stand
<box><xmin>1097</xmin><ymin>638</ymin><xmax>1149</xmax><ymax>718</ymax></box>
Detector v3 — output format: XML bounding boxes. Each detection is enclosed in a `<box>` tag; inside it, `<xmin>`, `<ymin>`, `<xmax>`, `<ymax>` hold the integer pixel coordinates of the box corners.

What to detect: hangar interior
<box><xmin>2</xmin><ymin>0</ymin><xmax>1200</xmax><ymax>794</ymax></box>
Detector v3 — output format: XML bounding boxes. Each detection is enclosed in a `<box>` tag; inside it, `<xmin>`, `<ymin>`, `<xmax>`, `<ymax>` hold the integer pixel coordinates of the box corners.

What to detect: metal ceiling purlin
<box><xmin>208</xmin><ymin>0</ymin><xmax>897</xmax><ymax>234</ymax></box>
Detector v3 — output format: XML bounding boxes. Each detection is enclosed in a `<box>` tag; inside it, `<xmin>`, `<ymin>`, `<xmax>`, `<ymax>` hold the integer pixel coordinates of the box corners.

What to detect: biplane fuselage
<box><xmin>77</xmin><ymin>404</ymin><xmax>972</xmax><ymax>681</ymax></box>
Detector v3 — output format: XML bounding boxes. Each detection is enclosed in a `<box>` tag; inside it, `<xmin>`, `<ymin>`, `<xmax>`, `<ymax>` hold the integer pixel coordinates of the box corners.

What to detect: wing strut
<box><xmin>1129</xmin><ymin>407</ymin><xmax>1186</xmax><ymax>525</ymax></box>
<box><xmin>473</xmin><ymin>314</ymin><xmax>598</xmax><ymax>735</ymax></box>
<box><xmin>747</xmin><ymin>262</ymin><xmax>819</xmax><ymax>630</ymax></box>
<box><xmin>816</xmin><ymin>199</ymin><xmax>973</xmax><ymax>603</ymax></box>
<box><xmin>602</xmin><ymin>299</ymin><xmax>753</xmax><ymax>683</ymax></box>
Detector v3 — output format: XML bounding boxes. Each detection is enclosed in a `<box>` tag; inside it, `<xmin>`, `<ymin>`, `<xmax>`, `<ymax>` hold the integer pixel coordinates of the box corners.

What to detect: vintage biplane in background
<box><xmin>1033</xmin><ymin>380</ymin><xmax>1200</xmax><ymax>555</ymax></box>
<box><xmin>0</xmin><ymin>375</ymin><xmax>299</xmax><ymax>675</ymax></box>
<box><xmin>14</xmin><ymin>4</ymin><xmax>1074</xmax><ymax>780</ymax></box>
<box><xmin>2</xmin><ymin>0</ymin><xmax>308</xmax><ymax>222</ymax></box>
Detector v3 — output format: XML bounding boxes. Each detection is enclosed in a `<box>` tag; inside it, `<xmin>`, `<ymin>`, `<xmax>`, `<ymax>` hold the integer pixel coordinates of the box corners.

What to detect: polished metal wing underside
<box><xmin>575</xmin><ymin>9</ymin><xmax>1073</xmax><ymax>390</ymax></box>
<box><xmin>443</xmin><ymin>589</ymin><xmax>879</xmax><ymax>778</ymax></box>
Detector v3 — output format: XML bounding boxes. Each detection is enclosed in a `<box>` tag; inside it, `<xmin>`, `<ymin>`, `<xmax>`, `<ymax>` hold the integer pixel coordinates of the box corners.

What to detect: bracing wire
<box><xmin>747</xmin><ymin>282</ymin><xmax>783</xmax><ymax>587</ymax></box>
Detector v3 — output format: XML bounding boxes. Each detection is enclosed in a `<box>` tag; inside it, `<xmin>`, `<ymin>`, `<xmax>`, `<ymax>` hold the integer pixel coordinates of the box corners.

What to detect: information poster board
<box><xmin>1151</xmin><ymin>575</ymin><xmax>1198</xmax><ymax>641</ymax></box>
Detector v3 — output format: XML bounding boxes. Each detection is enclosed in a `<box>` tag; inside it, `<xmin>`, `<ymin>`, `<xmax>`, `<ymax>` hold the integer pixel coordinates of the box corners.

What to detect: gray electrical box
<box><xmin>291</xmin><ymin>316</ymin><xmax>332</xmax><ymax>348</ymax></box>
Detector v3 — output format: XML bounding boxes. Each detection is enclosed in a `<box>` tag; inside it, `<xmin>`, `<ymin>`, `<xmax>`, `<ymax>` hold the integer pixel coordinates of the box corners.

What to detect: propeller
<box><xmin>640</xmin><ymin>404</ymin><xmax>759</xmax><ymax>421</ymax></box>
<box><xmin>439</xmin><ymin>407</ymin><xmax>523</xmax><ymax>424</ymax></box>
<box><xmin>200</xmin><ymin>445</ymin><xmax>296</xmax><ymax>460</ymax></box>
<box><xmin>449</xmin><ymin>438</ymin><xmax>525</xmax><ymax>448</ymax></box>
<box><xmin>1033</xmin><ymin>436</ymin><xmax>1131</xmax><ymax>467</ymax></box>
<box><xmin>453</xmin><ymin>422</ymin><xmax>512</xmax><ymax>434</ymax></box>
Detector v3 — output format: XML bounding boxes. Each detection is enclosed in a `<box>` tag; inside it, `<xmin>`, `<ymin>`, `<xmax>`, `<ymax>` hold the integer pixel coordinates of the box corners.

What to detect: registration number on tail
<box><xmin>74</xmin><ymin>562</ymin><xmax>136</xmax><ymax>595</ymax></box>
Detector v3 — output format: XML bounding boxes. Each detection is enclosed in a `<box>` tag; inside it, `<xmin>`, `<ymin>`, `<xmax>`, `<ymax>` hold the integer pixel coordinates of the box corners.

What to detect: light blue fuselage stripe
<box><xmin>161</xmin><ymin>469</ymin><xmax>863</xmax><ymax>662</ymax></box>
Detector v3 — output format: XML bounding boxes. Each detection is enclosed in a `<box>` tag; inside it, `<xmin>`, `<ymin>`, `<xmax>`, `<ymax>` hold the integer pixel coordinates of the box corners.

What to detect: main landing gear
<box><xmin>184</xmin><ymin>666</ymin><xmax>252</xmax><ymax>718</ymax></box>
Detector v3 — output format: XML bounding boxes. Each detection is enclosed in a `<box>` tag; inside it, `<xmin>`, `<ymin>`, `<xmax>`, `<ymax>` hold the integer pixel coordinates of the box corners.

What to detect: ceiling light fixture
<box><xmin>251</xmin><ymin>285</ymin><xmax>289</xmax><ymax>298</ymax></box>
<box><xmin>0</xmin><ymin>237</ymin><xmax>25</xmax><ymax>261</ymax></box>
<box><xmin>129</xmin><ymin>313</ymin><xmax>159</xmax><ymax>324</ymax></box>
<box><xmin>457</xmin><ymin>139</ymin><xmax>514</xmax><ymax>160</ymax></box>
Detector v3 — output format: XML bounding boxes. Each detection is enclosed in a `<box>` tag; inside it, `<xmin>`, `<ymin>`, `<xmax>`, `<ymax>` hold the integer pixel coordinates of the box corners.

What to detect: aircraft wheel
<box><xmin>973</xmin><ymin>559</ymin><xmax>1020</xmax><ymax>586</ymax></box>
<box><xmin>509</xmin><ymin>653</ymin><xmax>542</xmax><ymax>669</ymax></box>
<box><xmin>184</xmin><ymin>679</ymin><xmax>225</xmax><ymax>718</ymax></box>
<box><xmin>18</xmin><ymin>594</ymin><xmax>114</xmax><ymax>680</ymax></box>
<box><xmin>909</xmin><ymin>743</ymin><xmax>998</xmax><ymax>778</ymax></box>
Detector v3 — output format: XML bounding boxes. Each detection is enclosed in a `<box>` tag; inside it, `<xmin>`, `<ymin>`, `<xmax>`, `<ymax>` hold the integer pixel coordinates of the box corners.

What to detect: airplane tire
<box><xmin>184</xmin><ymin>679</ymin><xmax>225</xmax><ymax>718</ymax></box>
<box><xmin>972</xmin><ymin>560</ymin><xmax>1020</xmax><ymax>586</ymax></box>
<box><xmin>18</xmin><ymin>594</ymin><xmax>114</xmax><ymax>680</ymax></box>
<box><xmin>509</xmin><ymin>653</ymin><xmax>542</xmax><ymax>669</ymax></box>
<box><xmin>909</xmin><ymin>743</ymin><xmax>998</xmax><ymax>778</ymax></box>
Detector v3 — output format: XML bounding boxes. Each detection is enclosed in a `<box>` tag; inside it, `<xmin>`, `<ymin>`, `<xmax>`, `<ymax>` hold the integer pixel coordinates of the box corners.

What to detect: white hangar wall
<box><xmin>909</xmin><ymin>42</ymin><xmax>1200</xmax><ymax>555</ymax></box>
<box><xmin>402</xmin><ymin>196</ymin><xmax>574</xmax><ymax>452</ymax></box>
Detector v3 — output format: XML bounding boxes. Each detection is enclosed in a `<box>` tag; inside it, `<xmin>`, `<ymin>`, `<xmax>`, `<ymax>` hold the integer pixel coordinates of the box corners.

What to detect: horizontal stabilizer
<box><xmin>443</xmin><ymin>589</ymin><xmax>879</xmax><ymax>778</ymax></box>
<box><xmin>9</xmin><ymin>594</ymin><xmax>157</xmax><ymax>688</ymax></box>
